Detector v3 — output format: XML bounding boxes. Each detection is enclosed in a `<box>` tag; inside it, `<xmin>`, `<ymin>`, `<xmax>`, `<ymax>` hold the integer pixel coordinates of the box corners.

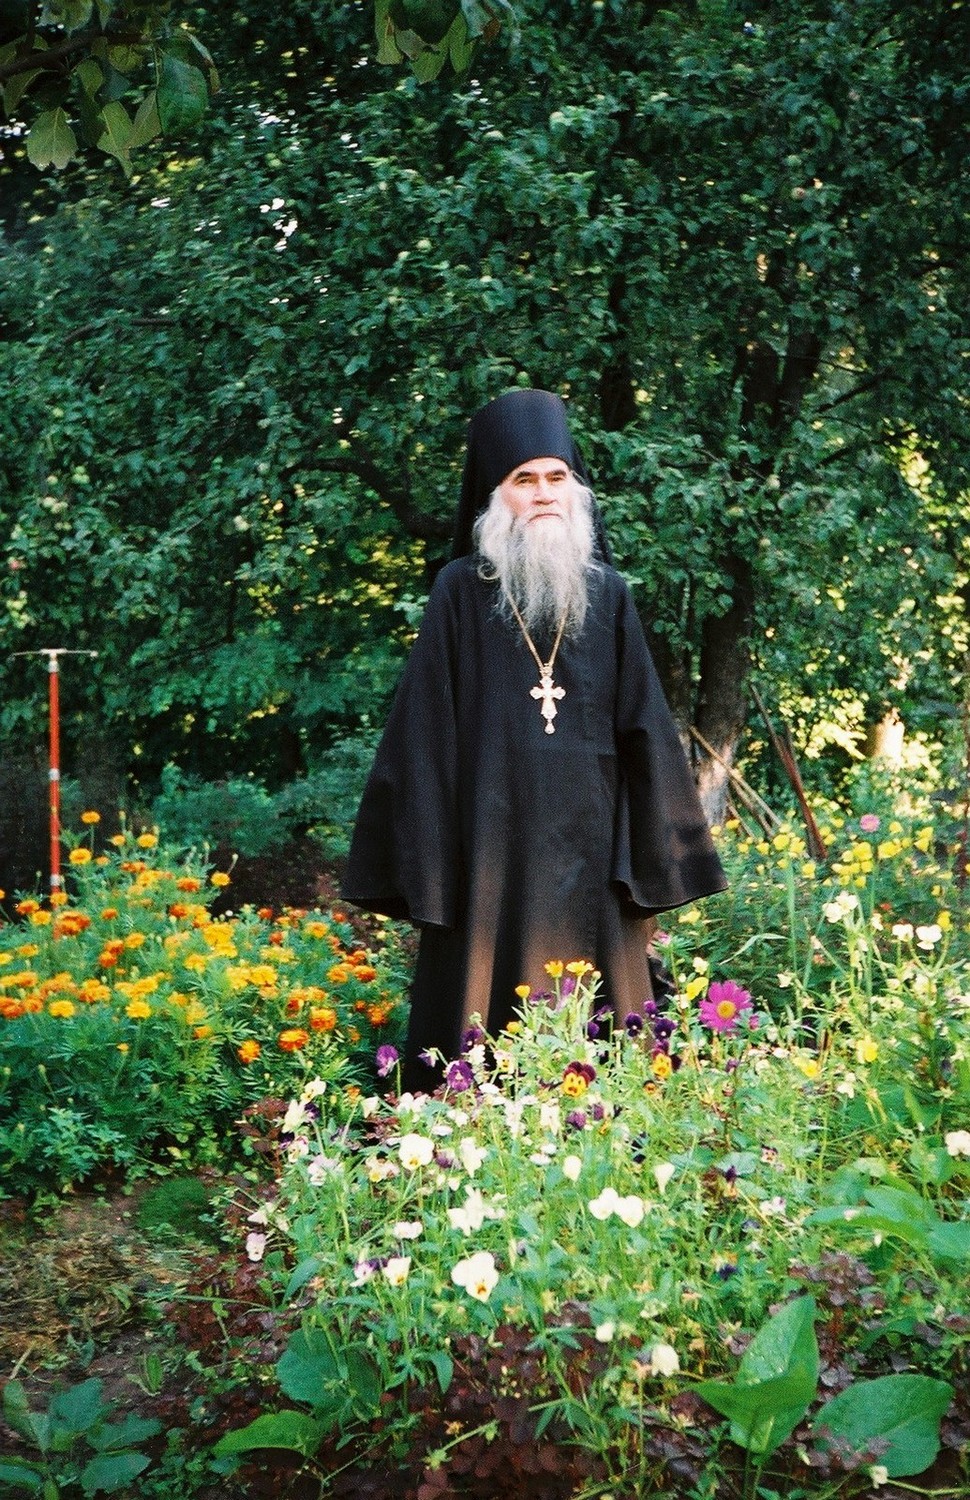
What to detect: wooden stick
<box><xmin>688</xmin><ymin>724</ymin><xmax>781</xmax><ymax>833</ymax></box>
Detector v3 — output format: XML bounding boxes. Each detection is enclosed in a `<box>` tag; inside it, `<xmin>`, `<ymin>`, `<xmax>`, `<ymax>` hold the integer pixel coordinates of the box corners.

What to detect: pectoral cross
<box><xmin>531</xmin><ymin>670</ymin><xmax>565</xmax><ymax>734</ymax></box>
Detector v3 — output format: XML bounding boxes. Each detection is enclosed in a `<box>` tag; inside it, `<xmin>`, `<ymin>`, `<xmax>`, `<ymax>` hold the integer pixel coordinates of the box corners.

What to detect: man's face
<box><xmin>498</xmin><ymin>457</ymin><xmax>573</xmax><ymax>525</ymax></box>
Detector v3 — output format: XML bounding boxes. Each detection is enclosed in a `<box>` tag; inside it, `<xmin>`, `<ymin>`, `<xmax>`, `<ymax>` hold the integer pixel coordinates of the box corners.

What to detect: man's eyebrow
<box><xmin>513</xmin><ymin>463</ymin><xmax>569</xmax><ymax>479</ymax></box>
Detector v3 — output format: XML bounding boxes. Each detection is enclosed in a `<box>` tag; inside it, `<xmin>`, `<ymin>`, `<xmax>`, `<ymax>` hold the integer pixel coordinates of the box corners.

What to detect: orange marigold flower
<box><xmin>309</xmin><ymin>1005</ymin><xmax>338</xmax><ymax>1032</ymax></box>
<box><xmin>304</xmin><ymin>921</ymin><xmax>329</xmax><ymax>940</ymax></box>
<box><xmin>278</xmin><ymin>1027</ymin><xmax>310</xmax><ymax>1052</ymax></box>
<box><xmin>124</xmin><ymin>933</ymin><xmax>146</xmax><ymax>949</ymax></box>
<box><xmin>15</xmin><ymin>900</ymin><xmax>39</xmax><ymax>916</ymax></box>
<box><xmin>355</xmin><ymin>965</ymin><xmax>377</xmax><ymax>983</ymax></box>
<box><xmin>176</xmin><ymin>877</ymin><xmax>202</xmax><ymax>893</ymax></box>
<box><xmin>327</xmin><ymin>964</ymin><xmax>351</xmax><ymax>984</ymax></box>
<box><xmin>193</xmin><ymin>1025</ymin><xmax>213</xmax><ymax>1039</ymax></box>
<box><xmin>257</xmin><ymin>907</ymin><xmax>274</xmax><ymax>921</ymax></box>
<box><xmin>331</xmin><ymin>911</ymin><xmax>347</xmax><ymax>923</ymax></box>
<box><xmin>210</xmin><ymin>872</ymin><xmax>231</xmax><ymax>888</ymax></box>
<box><xmin>168</xmin><ymin>903</ymin><xmax>190</xmax><ymax>919</ymax></box>
<box><xmin>79</xmin><ymin>980</ymin><xmax>110</xmax><ymax>1004</ymax></box>
<box><xmin>347</xmin><ymin>1026</ymin><xmax>360</xmax><ymax>1043</ymax></box>
<box><xmin>81</xmin><ymin>810</ymin><xmax>101</xmax><ymax>825</ymax></box>
<box><xmin>23</xmin><ymin>995</ymin><xmax>43</xmax><ymax>1014</ymax></box>
<box><xmin>100</xmin><ymin>907</ymin><xmax>119</xmax><ymax>921</ymax></box>
<box><xmin>366</xmin><ymin>1002</ymin><xmax>393</xmax><ymax>1027</ymax></box>
<box><xmin>238</xmin><ymin>1040</ymin><xmax>261</xmax><ymax>1064</ymax></box>
<box><xmin>1</xmin><ymin>999</ymin><xmax>27</xmax><ymax>1019</ymax></box>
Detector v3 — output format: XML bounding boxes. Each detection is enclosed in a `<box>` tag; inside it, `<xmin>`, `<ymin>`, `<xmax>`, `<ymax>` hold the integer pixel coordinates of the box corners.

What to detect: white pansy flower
<box><xmin>448</xmin><ymin>1188</ymin><xmax>487</xmax><ymax>1235</ymax></box>
<box><xmin>398</xmin><ymin>1133</ymin><xmax>435</xmax><ymax>1170</ymax></box>
<box><xmin>459</xmin><ymin>1137</ymin><xmax>488</xmax><ymax>1175</ymax></box>
<box><xmin>616</xmin><ymin>1194</ymin><xmax>645</xmax><ymax>1228</ymax></box>
<box><xmin>245</xmin><ymin>1232</ymin><xmax>267</xmax><ymax>1262</ymax></box>
<box><xmin>382</xmin><ymin>1255</ymin><xmax>411</xmax><ymax>1287</ymax></box>
<box><xmin>451</xmin><ymin>1250</ymin><xmax>499</xmax><ymax>1302</ymax></box>
<box><xmin>944</xmin><ymin>1129</ymin><xmax>970</xmax><ymax>1158</ymax></box>
<box><xmin>281</xmin><ymin>1099</ymin><xmax>308</xmax><ymax>1135</ymax></box>
<box><xmin>653</xmin><ymin>1162</ymin><xmax>676</xmax><ymax>1194</ymax></box>
<box><xmin>300</xmin><ymin>1078</ymin><xmax>328</xmax><ymax>1102</ymax></box>
<box><xmin>916</xmin><ymin>924</ymin><xmax>942</xmax><ymax>950</ymax></box>
<box><xmin>393</xmin><ymin>1220</ymin><xmax>424</xmax><ymax>1240</ymax></box>
<box><xmin>562</xmin><ymin>1154</ymin><xmax>583</xmax><ymax>1182</ymax></box>
<box><xmin>648</xmin><ymin>1342</ymin><xmax>680</xmax><ymax>1377</ymax></box>
<box><xmin>589</xmin><ymin>1187</ymin><xmax>622</xmax><ymax>1220</ymax></box>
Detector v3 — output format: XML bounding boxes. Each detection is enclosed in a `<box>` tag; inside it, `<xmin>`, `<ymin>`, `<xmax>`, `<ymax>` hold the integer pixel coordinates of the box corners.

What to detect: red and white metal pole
<box><xmin>11</xmin><ymin>649</ymin><xmax>99</xmax><ymax>897</ymax></box>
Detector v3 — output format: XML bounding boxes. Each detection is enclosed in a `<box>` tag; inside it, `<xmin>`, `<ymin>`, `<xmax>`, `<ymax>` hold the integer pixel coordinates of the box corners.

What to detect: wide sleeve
<box><xmin>341</xmin><ymin>569</ymin><xmax>462</xmax><ymax>928</ymax></box>
<box><xmin>610</xmin><ymin>582</ymin><xmax>728</xmax><ymax>915</ymax></box>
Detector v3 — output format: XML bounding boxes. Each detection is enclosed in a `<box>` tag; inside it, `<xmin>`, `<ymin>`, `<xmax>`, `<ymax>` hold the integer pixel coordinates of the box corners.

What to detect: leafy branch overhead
<box><xmin>1</xmin><ymin>0</ymin><xmax>514</xmax><ymax>174</ymax></box>
<box><xmin>375</xmin><ymin>0</ymin><xmax>517</xmax><ymax>81</ymax></box>
<box><xmin>0</xmin><ymin>0</ymin><xmax>218</xmax><ymax>174</ymax></box>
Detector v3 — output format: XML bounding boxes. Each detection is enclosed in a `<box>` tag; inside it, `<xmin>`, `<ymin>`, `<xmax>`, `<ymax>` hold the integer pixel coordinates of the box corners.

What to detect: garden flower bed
<box><xmin>0</xmin><ymin>800</ymin><xmax>968</xmax><ymax>1497</ymax></box>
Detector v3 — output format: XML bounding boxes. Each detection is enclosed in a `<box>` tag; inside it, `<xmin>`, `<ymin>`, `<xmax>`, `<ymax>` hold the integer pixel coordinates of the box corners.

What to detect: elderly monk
<box><xmin>343</xmin><ymin>388</ymin><xmax>727</xmax><ymax>1090</ymax></box>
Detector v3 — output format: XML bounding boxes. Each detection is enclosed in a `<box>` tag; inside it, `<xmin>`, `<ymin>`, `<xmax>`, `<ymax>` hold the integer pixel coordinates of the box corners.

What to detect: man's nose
<box><xmin>534</xmin><ymin>481</ymin><xmax>555</xmax><ymax>504</ymax></box>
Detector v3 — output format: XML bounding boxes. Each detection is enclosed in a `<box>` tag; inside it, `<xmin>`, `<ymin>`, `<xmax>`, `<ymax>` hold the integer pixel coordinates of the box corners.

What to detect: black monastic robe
<box><xmin>343</xmin><ymin>556</ymin><xmax>727</xmax><ymax>1084</ymax></box>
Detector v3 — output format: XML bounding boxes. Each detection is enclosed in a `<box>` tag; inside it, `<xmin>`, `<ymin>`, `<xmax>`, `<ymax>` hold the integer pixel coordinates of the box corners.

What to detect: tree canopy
<box><xmin>2</xmin><ymin>0</ymin><xmax>968</xmax><ymax>824</ymax></box>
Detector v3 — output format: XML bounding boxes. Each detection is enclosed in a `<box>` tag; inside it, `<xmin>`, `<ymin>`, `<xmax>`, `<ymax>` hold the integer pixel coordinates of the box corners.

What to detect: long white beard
<box><xmin>473</xmin><ymin>482</ymin><xmax>597</xmax><ymax>639</ymax></box>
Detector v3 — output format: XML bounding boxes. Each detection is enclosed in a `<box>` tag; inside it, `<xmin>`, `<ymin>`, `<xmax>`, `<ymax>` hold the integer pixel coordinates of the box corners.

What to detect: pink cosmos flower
<box><xmin>859</xmin><ymin>814</ymin><xmax>881</xmax><ymax>833</ymax></box>
<box><xmin>699</xmin><ymin>979</ymin><xmax>753</xmax><ymax>1034</ymax></box>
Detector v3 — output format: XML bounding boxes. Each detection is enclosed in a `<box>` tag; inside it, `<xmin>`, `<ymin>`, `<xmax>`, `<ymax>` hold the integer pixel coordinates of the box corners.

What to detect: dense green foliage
<box><xmin>2</xmin><ymin>0</ymin><xmax>969</xmax><ymax>830</ymax></box>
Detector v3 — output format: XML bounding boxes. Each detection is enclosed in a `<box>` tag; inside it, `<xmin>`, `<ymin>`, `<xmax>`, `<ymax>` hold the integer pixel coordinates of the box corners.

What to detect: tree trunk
<box><xmin>693</xmin><ymin>553</ymin><xmax>755</xmax><ymax>824</ymax></box>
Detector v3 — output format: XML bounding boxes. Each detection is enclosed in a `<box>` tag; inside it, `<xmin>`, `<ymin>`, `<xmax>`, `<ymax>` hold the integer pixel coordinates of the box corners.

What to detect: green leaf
<box><xmin>88</xmin><ymin>1413</ymin><xmax>162</xmax><ymax>1451</ymax></box>
<box><xmin>697</xmin><ymin>1295</ymin><xmax>819</xmax><ymax>1456</ymax></box>
<box><xmin>212</xmin><ymin>1410</ymin><xmax>328</xmax><ymax>1457</ymax></box>
<box><xmin>3</xmin><ymin>1382</ymin><xmax>50</xmax><ymax>1453</ymax></box>
<box><xmin>25</xmin><ymin>108</ymin><xmax>78</xmax><ymax>170</ymax></box>
<box><xmin>813</xmin><ymin>1374</ymin><xmax>954</xmax><ymax>1478</ymax></box>
<box><xmin>128</xmin><ymin>91</ymin><xmax>161</xmax><ymax>151</ymax></box>
<box><xmin>79</xmin><ymin>1451</ymin><xmax>151</xmax><ymax>1496</ymax></box>
<box><xmin>48</xmin><ymin>1378</ymin><xmax>105</xmax><ymax>1438</ymax></box>
<box><xmin>156</xmin><ymin>54</ymin><xmax>208</xmax><ymax>135</ymax></box>
<box><xmin>926</xmin><ymin>1220</ymin><xmax>970</xmax><ymax>1263</ymax></box>
<box><xmin>276</xmin><ymin>1328</ymin><xmax>341</xmax><ymax>1405</ymax></box>
<box><xmin>283</xmin><ymin>1254</ymin><xmax>325</xmax><ymax>1301</ymax></box>
<box><xmin>0</xmin><ymin>1458</ymin><xmax>45</xmax><ymax>1492</ymax></box>
<box><xmin>96</xmin><ymin>101</ymin><xmax>133</xmax><ymax>174</ymax></box>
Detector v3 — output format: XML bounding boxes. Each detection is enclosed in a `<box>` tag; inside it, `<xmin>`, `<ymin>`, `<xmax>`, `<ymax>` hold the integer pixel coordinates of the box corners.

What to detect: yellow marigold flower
<box><xmin>79</xmin><ymin>980</ymin><xmax>110</xmax><ymax>1004</ymax></box>
<box><xmin>327</xmin><ymin>964</ymin><xmax>351</xmax><ymax>984</ymax></box>
<box><xmin>50</xmin><ymin>891</ymin><xmax>69</xmax><ymax>906</ymax></box>
<box><xmin>126</xmin><ymin>998</ymin><xmax>151</xmax><ymax>1019</ymax></box>
<box><xmin>184</xmin><ymin>953</ymin><xmax>209</xmax><ymax>972</ymax></box>
<box><xmin>566</xmin><ymin>960</ymin><xmax>593</xmax><ymax>976</ymax></box>
<box><xmin>117</xmin><ymin>1042</ymin><xmax>129</xmax><ymax>1053</ymax></box>
<box><xmin>544</xmin><ymin>961</ymin><xmax>564</xmax><ymax>978</ymax></box>
<box><xmin>304</xmin><ymin>921</ymin><xmax>329</xmax><ymax>939</ymax></box>
<box><xmin>109</xmin><ymin>833</ymin><xmax>126</xmax><ymax>847</ymax></box>
<box><xmin>94</xmin><ymin>856</ymin><xmax>109</xmax><ymax>867</ymax></box>
<box><xmin>505</xmin><ymin>1019</ymin><xmax>522</xmax><ymax>1034</ymax></box>
<box><xmin>48</xmin><ymin>999</ymin><xmax>76</xmax><ymax>1019</ymax></box>
<box><xmin>0</xmin><ymin>953</ymin><xmax>12</xmax><ymax>967</ymax></box>
<box><xmin>855</xmin><ymin>1036</ymin><xmax>879</xmax><ymax>1065</ymax></box>
<box><xmin>81</xmin><ymin>810</ymin><xmax>101</xmax><ymax>825</ymax></box>
<box><xmin>210</xmin><ymin>872</ymin><xmax>231</xmax><ymax>888</ymax></box>
<box><xmin>184</xmin><ymin>1001</ymin><xmax>208</xmax><ymax>1025</ymax></box>
<box><xmin>800</xmin><ymin>862</ymin><xmax>817</xmax><ymax>879</ymax></box>
<box><xmin>30</xmin><ymin>910</ymin><xmax>52</xmax><ymax>927</ymax></box>
<box><xmin>136</xmin><ymin>833</ymin><xmax>158</xmax><ymax>849</ymax></box>
<box><xmin>238</xmin><ymin>1040</ymin><xmax>261</xmax><ymax>1063</ymax></box>
<box><xmin>167</xmin><ymin>991</ymin><xmax>188</xmax><ymax>1007</ymax></box>
<box><xmin>514</xmin><ymin>984</ymin><xmax>531</xmax><ymax>1000</ymax></box>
